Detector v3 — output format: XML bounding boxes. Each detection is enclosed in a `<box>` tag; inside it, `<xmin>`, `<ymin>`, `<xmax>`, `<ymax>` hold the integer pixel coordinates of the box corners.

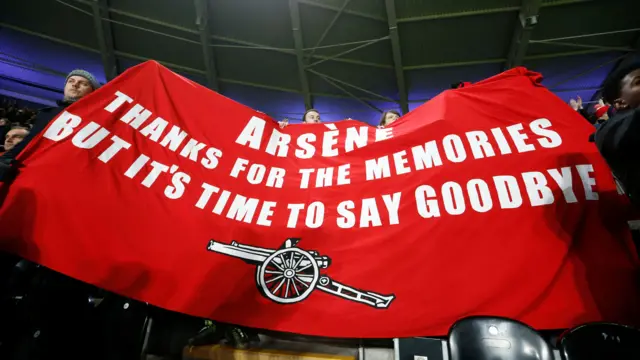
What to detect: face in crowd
<box><xmin>380</xmin><ymin>110</ymin><xmax>400</xmax><ymax>126</ymax></box>
<box><xmin>615</xmin><ymin>68</ymin><xmax>640</xmax><ymax>110</ymax></box>
<box><xmin>64</xmin><ymin>75</ymin><xmax>94</xmax><ymax>102</ymax></box>
<box><xmin>303</xmin><ymin>109</ymin><xmax>321</xmax><ymax>124</ymax></box>
<box><xmin>4</xmin><ymin>127</ymin><xmax>29</xmax><ymax>152</ymax></box>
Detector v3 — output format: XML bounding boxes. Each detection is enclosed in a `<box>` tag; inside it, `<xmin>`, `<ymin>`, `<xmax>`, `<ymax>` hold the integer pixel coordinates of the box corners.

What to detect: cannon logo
<box><xmin>206</xmin><ymin>238</ymin><xmax>395</xmax><ymax>309</ymax></box>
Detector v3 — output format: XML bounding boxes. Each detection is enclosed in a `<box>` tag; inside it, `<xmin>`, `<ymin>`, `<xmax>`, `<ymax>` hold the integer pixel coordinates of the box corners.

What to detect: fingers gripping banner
<box><xmin>0</xmin><ymin>61</ymin><xmax>638</xmax><ymax>337</ymax></box>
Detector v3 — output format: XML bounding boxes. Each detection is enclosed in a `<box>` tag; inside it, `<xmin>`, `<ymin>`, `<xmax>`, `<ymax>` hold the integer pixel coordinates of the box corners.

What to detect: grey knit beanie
<box><xmin>66</xmin><ymin>69</ymin><xmax>101</xmax><ymax>90</ymax></box>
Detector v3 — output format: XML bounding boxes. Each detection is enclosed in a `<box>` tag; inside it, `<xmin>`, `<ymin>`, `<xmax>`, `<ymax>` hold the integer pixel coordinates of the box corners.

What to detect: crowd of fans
<box><xmin>0</xmin><ymin>99</ymin><xmax>36</xmax><ymax>157</ymax></box>
<box><xmin>1</xmin><ymin>61</ymin><xmax>640</xmax><ymax>359</ymax></box>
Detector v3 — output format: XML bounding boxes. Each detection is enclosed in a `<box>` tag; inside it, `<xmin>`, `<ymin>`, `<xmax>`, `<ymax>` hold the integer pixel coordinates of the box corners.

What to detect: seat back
<box><xmin>558</xmin><ymin>322</ymin><xmax>640</xmax><ymax>360</ymax></box>
<box><xmin>448</xmin><ymin>316</ymin><xmax>554</xmax><ymax>360</ymax></box>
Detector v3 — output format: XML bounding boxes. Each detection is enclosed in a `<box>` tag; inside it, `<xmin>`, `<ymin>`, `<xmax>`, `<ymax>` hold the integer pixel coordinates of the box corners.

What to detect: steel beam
<box><xmin>384</xmin><ymin>0</ymin><xmax>408</xmax><ymax>114</ymax></box>
<box><xmin>194</xmin><ymin>0</ymin><xmax>219</xmax><ymax>91</ymax></box>
<box><xmin>297</xmin><ymin>0</ymin><xmax>385</xmax><ymax>22</ymax></box>
<box><xmin>288</xmin><ymin>0</ymin><xmax>313</xmax><ymax>109</ymax></box>
<box><xmin>505</xmin><ymin>0</ymin><xmax>542</xmax><ymax>69</ymax></box>
<box><xmin>71</xmin><ymin>0</ymin><xmax>390</xmax><ymax>69</ymax></box>
<box><xmin>396</xmin><ymin>0</ymin><xmax>590</xmax><ymax>23</ymax></box>
<box><xmin>528</xmin><ymin>40</ymin><xmax>634</xmax><ymax>52</ymax></box>
<box><xmin>307</xmin><ymin>0</ymin><xmax>352</xmax><ymax>60</ymax></box>
<box><xmin>312</xmin><ymin>71</ymin><xmax>382</xmax><ymax>112</ymax></box>
<box><xmin>306</xmin><ymin>36</ymin><xmax>388</xmax><ymax>68</ymax></box>
<box><xmin>308</xmin><ymin>69</ymin><xmax>396</xmax><ymax>102</ymax></box>
<box><xmin>91</xmin><ymin>0</ymin><xmax>117</xmax><ymax>80</ymax></box>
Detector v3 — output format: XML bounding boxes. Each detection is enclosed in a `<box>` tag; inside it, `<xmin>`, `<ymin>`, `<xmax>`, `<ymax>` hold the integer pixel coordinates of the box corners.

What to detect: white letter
<box><xmin>306</xmin><ymin>202</ymin><xmax>324</xmax><ymax>228</ymax></box>
<box><xmin>365</xmin><ymin>156</ymin><xmax>391</xmax><ymax>180</ymax></box>
<box><xmin>442</xmin><ymin>182</ymin><xmax>465</xmax><ymax>215</ymax></box>
<box><xmin>411</xmin><ymin>141</ymin><xmax>443</xmax><ymax>170</ymax></box>
<box><xmin>120</xmin><ymin>104</ymin><xmax>152</xmax><ymax>129</ymax></box>
<box><xmin>295</xmin><ymin>133</ymin><xmax>316</xmax><ymax>159</ymax></box>
<box><xmin>360</xmin><ymin>198</ymin><xmax>382</xmax><ymax>227</ymax></box>
<box><xmin>265</xmin><ymin>130</ymin><xmax>290</xmax><ymax>157</ymax></box>
<box><xmin>465</xmin><ymin>131</ymin><xmax>495</xmax><ymax>159</ymax></box>
<box><xmin>212</xmin><ymin>190</ymin><xmax>231</xmax><ymax>215</ymax></box>
<box><xmin>337</xmin><ymin>164</ymin><xmax>350</xmax><ymax>185</ymax></box>
<box><xmin>139</xmin><ymin>117</ymin><xmax>168</xmax><ymax>142</ymax></box>
<box><xmin>226</xmin><ymin>195</ymin><xmax>259</xmax><ymax>223</ymax></box>
<box><xmin>530</xmin><ymin>118</ymin><xmax>562</xmax><ymax>149</ymax></box>
<box><xmin>393</xmin><ymin>150</ymin><xmax>411</xmax><ymax>175</ymax></box>
<box><xmin>322</xmin><ymin>129</ymin><xmax>339</xmax><ymax>157</ymax></box>
<box><xmin>491</xmin><ymin>128</ymin><xmax>512</xmax><ymax>155</ymax></box>
<box><xmin>415</xmin><ymin>185</ymin><xmax>440</xmax><ymax>218</ymax></box>
<box><xmin>43</xmin><ymin>111</ymin><xmax>82</xmax><ymax>141</ymax></box>
<box><xmin>196</xmin><ymin>183</ymin><xmax>219</xmax><ymax>209</ymax></box>
<box><xmin>315</xmin><ymin>167</ymin><xmax>333</xmax><ymax>188</ymax></box>
<box><xmin>576</xmin><ymin>164</ymin><xmax>599</xmax><ymax>200</ymax></box>
<box><xmin>141</xmin><ymin>161</ymin><xmax>169</xmax><ymax>187</ymax></box>
<box><xmin>299</xmin><ymin>168</ymin><xmax>314</xmax><ymax>189</ymax></box>
<box><xmin>247</xmin><ymin>164</ymin><xmax>266</xmax><ymax>185</ymax></box>
<box><xmin>493</xmin><ymin>175</ymin><xmax>522</xmax><ymax>209</ymax></box>
<box><xmin>547</xmin><ymin>167</ymin><xmax>577</xmax><ymax>203</ymax></box>
<box><xmin>179</xmin><ymin>139</ymin><xmax>206</xmax><ymax>161</ymax></box>
<box><xmin>201</xmin><ymin>147</ymin><xmax>223</xmax><ymax>170</ymax></box>
<box><xmin>375</xmin><ymin>127</ymin><xmax>393</xmax><ymax>141</ymax></box>
<box><xmin>256</xmin><ymin>201</ymin><xmax>277</xmax><ymax>226</ymax></box>
<box><xmin>230</xmin><ymin>158</ymin><xmax>249</xmax><ymax>178</ymax></box>
<box><xmin>522</xmin><ymin>171</ymin><xmax>554</xmax><ymax>206</ymax></box>
<box><xmin>124</xmin><ymin>154</ymin><xmax>150</xmax><ymax>179</ymax></box>
<box><xmin>382</xmin><ymin>192</ymin><xmax>401</xmax><ymax>225</ymax></box>
<box><xmin>507</xmin><ymin>124</ymin><xmax>535</xmax><ymax>153</ymax></box>
<box><xmin>266</xmin><ymin>167</ymin><xmax>286</xmax><ymax>188</ymax></box>
<box><xmin>287</xmin><ymin>204</ymin><xmax>305</xmax><ymax>228</ymax></box>
<box><xmin>72</xmin><ymin>122</ymin><xmax>110</xmax><ymax>149</ymax></box>
<box><xmin>336</xmin><ymin>200</ymin><xmax>356</xmax><ymax>228</ymax></box>
<box><xmin>235</xmin><ymin>116</ymin><xmax>265</xmax><ymax>150</ymax></box>
<box><xmin>467</xmin><ymin>179</ymin><xmax>492</xmax><ymax>213</ymax></box>
<box><xmin>159</xmin><ymin>125</ymin><xmax>188</xmax><ymax>151</ymax></box>
<box><xmin>345</xmin><ymin>127</ymin><xmax>368</xmax><ymax>152</ymax></box>
<box><xmin>442</xmin><ymin>135</ymin><xmax>467</xmax><ymax>163</ymax></box>
<box><xmin>98</xmin><ymin>135</ymin><xmax>131</xmax><ymax>163</ymax></box>
<box><xmin>104</xmin><ymin>91</ymin><xmax>133</xmax><ymax>113</ymax></box>
<box><xmin>165</xmin><ymin>172</ymin><xmax>191</xmax><ymax>199</ymax></box>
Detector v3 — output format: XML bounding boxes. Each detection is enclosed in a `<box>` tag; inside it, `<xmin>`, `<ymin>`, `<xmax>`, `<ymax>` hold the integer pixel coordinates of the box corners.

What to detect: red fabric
<box><xmin>594</xmin><ymin>104</ymin><xmax>610</xmax><ymax>119</ymax></box>
<box><xmin>0</xmin><ymin>61</ymin><xmax>638</xmax><ymax>337</ymax></box>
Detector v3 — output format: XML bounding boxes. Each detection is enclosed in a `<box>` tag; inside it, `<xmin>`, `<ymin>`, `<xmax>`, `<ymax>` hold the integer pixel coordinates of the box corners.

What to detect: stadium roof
<box><xmin>1</xmin><ymin>0</ymin><xmax>639</xmax><ymax>123</ymax></box>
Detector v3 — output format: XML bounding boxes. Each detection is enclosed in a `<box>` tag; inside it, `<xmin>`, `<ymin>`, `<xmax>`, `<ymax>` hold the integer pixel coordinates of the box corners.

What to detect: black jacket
<box><xmin>593</xmin><ymin>108</ymin><xmax>640</xmax><ymax>205</ymax></box>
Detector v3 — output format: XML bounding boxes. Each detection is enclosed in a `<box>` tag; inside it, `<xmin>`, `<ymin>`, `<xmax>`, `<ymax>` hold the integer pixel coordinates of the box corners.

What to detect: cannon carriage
<box><xmin>207</xmin><ymin>239</ymin><xmax>394</xmax><ymax>308</ymax></box>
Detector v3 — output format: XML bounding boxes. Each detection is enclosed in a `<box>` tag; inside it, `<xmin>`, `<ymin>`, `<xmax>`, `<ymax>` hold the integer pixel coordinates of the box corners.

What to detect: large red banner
<box><xmin>0</xmin><ymin>61</ymin><xmax>638</xmax><ymax>337</ymax></box>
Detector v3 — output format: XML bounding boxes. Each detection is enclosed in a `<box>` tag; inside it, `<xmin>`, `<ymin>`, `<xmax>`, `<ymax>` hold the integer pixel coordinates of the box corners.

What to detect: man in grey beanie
<box><xmin>64</xmin><ymin>69</ymin><xmax>100</xmax><ymax>102</ymax></box>
<box><xmin>0</xmin><ymin>69</ymin><xmax>101</xmax><ymax>177</ymax></box>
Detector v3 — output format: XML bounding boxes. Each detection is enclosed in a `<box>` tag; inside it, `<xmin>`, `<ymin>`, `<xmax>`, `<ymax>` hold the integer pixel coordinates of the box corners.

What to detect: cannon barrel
<box><xmin>209</xmin><ymin>240</ymin><xmax>332</xmax><ymax>268</ymax></box>
<box><xmin>207</xmin><ymin>240</ymin><xmax>272</xmax><ymax>264</ymax></box>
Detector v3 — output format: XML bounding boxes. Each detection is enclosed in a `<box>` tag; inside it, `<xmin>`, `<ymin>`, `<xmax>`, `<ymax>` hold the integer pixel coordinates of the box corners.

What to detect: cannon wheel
<box><xmin>258</xmin><ymin>248</ymin><xmax>318</xmax><ymax>304</ymax></box>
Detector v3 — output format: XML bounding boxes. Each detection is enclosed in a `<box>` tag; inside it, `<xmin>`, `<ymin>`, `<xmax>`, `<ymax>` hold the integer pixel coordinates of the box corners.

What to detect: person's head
<box><xmin>379</xmin><ymin>110</ymin><xmax>401</xmax><ymax>127</ymax></box>
<box><xmin>303</xmin><ymin>109</ymin><xmax>321</xmax><ymax>124</ymax></box>
<box><xmin>3</xmin><ymin>127</ymin><xmax>29</xmax><ymax>151</ymax></box>
<box><xmin>602</xmin><ymin>61</ymin><xmax>640</xmax><ymax>111</ymax></box>
<box><xmin>64</xmin><ymin>69</ymin><xmax>100</xmax><ymax>102</ymax></box>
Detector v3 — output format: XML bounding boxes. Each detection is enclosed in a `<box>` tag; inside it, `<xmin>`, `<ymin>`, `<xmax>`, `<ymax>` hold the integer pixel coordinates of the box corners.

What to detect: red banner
<box><xmin>0</xmin><ymin>61</ymin><xmax>638</xmax><ymax>337</ymax></box>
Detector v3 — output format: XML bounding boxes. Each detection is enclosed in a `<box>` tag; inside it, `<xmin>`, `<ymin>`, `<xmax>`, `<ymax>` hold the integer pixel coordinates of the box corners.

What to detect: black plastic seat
<box><xmin>448</xmin><ymin>316</ymin><xmax>554</xmax><ymax>360</ymax></box>
<box><xmin>557</xmin><ymin>322</ymin><xmax>640</xmax><ymax>360</ymax></box>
